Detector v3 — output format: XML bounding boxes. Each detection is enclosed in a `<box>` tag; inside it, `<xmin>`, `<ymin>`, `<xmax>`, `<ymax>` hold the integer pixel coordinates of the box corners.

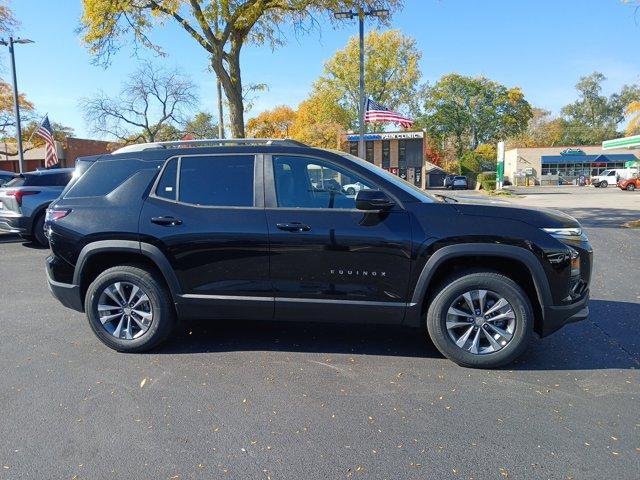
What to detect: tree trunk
<box><xmin>210</xmin><ymin>42</ymin><xmax>245</xmax><ymax>138</ymax></box>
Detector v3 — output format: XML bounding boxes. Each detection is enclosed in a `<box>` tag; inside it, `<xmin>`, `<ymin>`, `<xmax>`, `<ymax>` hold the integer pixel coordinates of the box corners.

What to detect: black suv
<box><xmin>45</xmin><ymin>139</ymin><xmax>592</xmax><ymax>368</ymax></box>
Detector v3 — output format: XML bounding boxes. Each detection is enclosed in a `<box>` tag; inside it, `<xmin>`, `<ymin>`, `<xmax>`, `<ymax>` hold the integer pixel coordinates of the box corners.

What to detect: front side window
<box><xmin>273</xmin><ymin>155</ymin><xmax>377</xmax><ymax>209</ymax></box>
<box><xmin>178</xmin><ymin>155</ymin><xmax>254</xmax><ymax>207</ymax></box>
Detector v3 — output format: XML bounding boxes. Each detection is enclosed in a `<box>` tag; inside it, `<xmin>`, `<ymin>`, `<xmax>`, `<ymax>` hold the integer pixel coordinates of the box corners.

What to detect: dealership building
<box><xmin>342</xmin><ymin>130</ymin><xmax>446</xmax><ymax>188</ymax></box>
<box><xmin>504</xmin><ymin>145</ymin><xmax>639</xmax><ymax>185</ymax></box>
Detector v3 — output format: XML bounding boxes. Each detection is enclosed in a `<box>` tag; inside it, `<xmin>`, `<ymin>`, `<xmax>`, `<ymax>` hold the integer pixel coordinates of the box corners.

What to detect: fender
<box><xmin>73</xmin><ymin>240</ymin><xmax>182</xmax><ymax>298</ymax></box>
<box><xmin>404</xmin><ymin>243</ymin><xmax>552</xmax><ymax>327</ymax></box>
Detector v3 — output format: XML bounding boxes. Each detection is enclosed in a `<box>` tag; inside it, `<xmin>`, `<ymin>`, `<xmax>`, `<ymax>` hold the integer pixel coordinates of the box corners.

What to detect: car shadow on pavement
<box><xmin>0</xmin><ymin>233</ymin><xmax>48</xmax><ymax>249</ymax></box>
<box><xmin>160</xmin><ymin>320</ymin><xmax>445</xmax><ymax>359</ymax></box>
<box><xmin>156</xmin><ymin>300</ymin><xmax>639</xmax><ymax>370</ymax></box>
<box><xmin>563</xmin><ymin>208</ymin><xmax>639</xmax><ymax>228</ymax></box>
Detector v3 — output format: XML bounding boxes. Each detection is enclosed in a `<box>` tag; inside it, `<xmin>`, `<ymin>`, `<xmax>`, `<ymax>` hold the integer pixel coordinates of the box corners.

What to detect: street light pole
<box><xmin>357</xmin><ymin>6</ymin><xmax>365</xmax><ymax>160</ymax></box>
<box><xmin>0</xmin><ymin>36</ymin><xmax>34</xmax><ymax>174</ymax></box>
<box><xmin>334</xmin><ymin>6</ymin><xmax>389</xmax><ymax>160</ymax></box>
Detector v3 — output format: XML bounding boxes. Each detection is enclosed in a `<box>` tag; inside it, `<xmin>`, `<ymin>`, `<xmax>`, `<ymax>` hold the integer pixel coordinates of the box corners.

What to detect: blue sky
<box><xmin>5</xmin><ymin>0</ymin><xmax>640</xmax><ymax>139</ymax></box>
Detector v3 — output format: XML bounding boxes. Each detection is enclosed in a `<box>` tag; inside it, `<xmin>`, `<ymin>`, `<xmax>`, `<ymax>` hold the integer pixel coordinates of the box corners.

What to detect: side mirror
<box><xmin>355</xmin><ymin>189</ymin><xmax>394</xmax><ymax>211</ymax></box>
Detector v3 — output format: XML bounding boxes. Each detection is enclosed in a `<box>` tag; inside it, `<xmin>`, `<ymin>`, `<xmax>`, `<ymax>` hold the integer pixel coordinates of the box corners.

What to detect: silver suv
<box><xmin>0</xmin><ymin>168</ymin><xmax>74</xmax><ymax>245</ymax></box>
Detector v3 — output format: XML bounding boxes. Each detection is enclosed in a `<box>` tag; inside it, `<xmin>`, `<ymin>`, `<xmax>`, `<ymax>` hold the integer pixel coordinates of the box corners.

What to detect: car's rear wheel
<box><xmin>425</xmin><ymin>271</ymin><xmax>533</xmax><ymax>368</ymax></box>
<box><xmin>33</xmin><ymin>213</ymin><xmax>48</xmax><ymax>247</ymax></box>
<box><xmin>84</xmin><ymin>265</ymin><xmax>176</xmax><ymax>352</ymax></box>
<box><xmin>627</xmin><ymin>183</ymin><xmax>635</xmax><ymax>191</ymax></box>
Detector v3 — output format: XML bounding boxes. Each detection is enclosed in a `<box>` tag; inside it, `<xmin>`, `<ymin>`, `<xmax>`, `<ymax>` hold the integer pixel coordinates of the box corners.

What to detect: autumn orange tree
<box><xmin>246</xmin><ymin>105</ymin><xmax>296</xmax><ymax>138</ymax></box>
<box><xmin>80</xmin><ymin>1</ymin><xmax>402</xmax><ymax>139</ymax></box>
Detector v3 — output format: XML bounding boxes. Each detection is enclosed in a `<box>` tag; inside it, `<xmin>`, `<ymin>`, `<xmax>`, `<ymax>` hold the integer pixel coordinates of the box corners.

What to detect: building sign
<box><xmin>560</xmin><ymin>148</ymin><xmax>585</xmax><ymax>156</ymax></box>
<box><xmin>345</xmin><ymin>131</ymin><xmax>423</xmax><ymax>142</ymax></box>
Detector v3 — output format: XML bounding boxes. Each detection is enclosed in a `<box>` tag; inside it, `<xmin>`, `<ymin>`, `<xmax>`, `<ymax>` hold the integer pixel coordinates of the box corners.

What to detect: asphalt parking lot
<box><xmin>1</xmin><ymin>187</ymin><xmax>638</xmax><ymax>479</ymax></box>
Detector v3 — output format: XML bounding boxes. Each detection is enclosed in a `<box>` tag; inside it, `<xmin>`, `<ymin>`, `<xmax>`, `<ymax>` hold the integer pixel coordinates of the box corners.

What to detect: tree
<box><xmin>80</xmin><ymin>63</ymin><xmax>198</xmax><ymax>143</ymax></box>
<box><xmin>625</xmin><ymin>101</ymin><xmax>640</xmax><ymax>135</ymax></box>
<box><xmin>316</xmin><ymin>29</ymin><xmax>421</xmax><ymax>128</ymax></box>
<box><xmin>0</xmin><ymin>1</ymin><xmax>16</xmax><ymax>35</ymax></box>
<box><xmin>418</xmin><ymin>74</ymin><xmax>533</xmax><ymax>157</ymax></box>
<box><xmin>0</xmin><ymin>79</ymin><xmax>37</xmax><ymax>155</ymax></box>
<box><xmin>80</xmin><ymin>1</ymin><xmax>402</xmax><ymax>138</ymax></box>
<box><xmin>246</xmin><ymin>105</ymin><xmax>296</xmax><ymax>138</ymax></box>
<box><xmin>561</xmin><ymin>72</ymin><xmax>640</xmax><ymax>144</ymax></box>
<box><xmin>507</xmin><ymin>108</ymin><xmax>567</xmax><ymax>148</ymax></box>
<box><xmin>184</xmin><ymin>112</ymin><xmax>218</xmax><ymax>138</ymax></box>
<box><xmin>290</xmin><ymin>88</ymin><xmax>351</xmax><ymax>148</ymax></box>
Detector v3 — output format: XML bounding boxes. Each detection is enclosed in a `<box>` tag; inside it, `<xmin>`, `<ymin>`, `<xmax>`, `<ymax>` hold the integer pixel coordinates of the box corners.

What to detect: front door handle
<box><xmin>276</xmin><ymin>222</ymin><xmax>311</xmax><ymax>232</ymax></box>
<box><xmin>151</xmin><ymin>216</ymin><xmax>183</xmax><ymax>227</ymax></box>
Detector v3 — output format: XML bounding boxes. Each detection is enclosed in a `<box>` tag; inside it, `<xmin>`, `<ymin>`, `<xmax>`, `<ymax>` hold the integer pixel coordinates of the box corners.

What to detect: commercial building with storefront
<box><xmin>342</xmin><ymin>131</ymin><xmax>446</xmax><ymax>188</ymax></box>
<box><xmin>504</xmin><ymin>145</ymin><xmax>639</xmax><ymax>185</ymax></box>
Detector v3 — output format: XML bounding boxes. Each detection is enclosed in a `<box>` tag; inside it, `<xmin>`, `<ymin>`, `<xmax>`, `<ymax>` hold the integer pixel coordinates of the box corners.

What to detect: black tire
<box><xmin>627</xmin><ymin>183</ymin><xmax>635</xmax><ymax>191</ymax></box>
<box><xmin>347</xmin><ymin>187</ymin><xmax>356</xmax><ymax>196</ymax></box>
<box><xmin>32</xmin><ymin>212</ymin><xmax>49</xmax><ymax>247</ymax></box>
<box><xmin>600</xmin><ymin>180</ymin><xmax>608</xmax><ymax>188</ymax></box>
<box><xmin>425</xmin><ymin>271</ymin><xmax>533</xmax><ymax>368</ymax></box>
<box><xmin>84</xmin><ymin>265</ymin><xmax>176</xmax><ymax>352</ymax></box>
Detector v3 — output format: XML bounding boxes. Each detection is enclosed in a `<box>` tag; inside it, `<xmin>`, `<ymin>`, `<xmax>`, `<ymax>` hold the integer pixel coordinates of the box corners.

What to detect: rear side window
<box><xmin>177</xmin><ymin>155</ymin><xmax>254</xmax><ymax>207</ymax></box>
<box><xmin>65</xmin><ymin>160</ymin><xmax>141</xmax><ymax>198</ymax></box>
<box><xmin>156</xmin><ymin>158</ymin><xmax>178</xmax><ymax>200</ymax></box>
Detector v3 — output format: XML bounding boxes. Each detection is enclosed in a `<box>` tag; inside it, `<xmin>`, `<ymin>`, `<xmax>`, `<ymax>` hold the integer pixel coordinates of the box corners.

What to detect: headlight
<box><xmin>542</xmin><ymin>227</ymin><xmax>582</xmax><ymax>237</ymax></box>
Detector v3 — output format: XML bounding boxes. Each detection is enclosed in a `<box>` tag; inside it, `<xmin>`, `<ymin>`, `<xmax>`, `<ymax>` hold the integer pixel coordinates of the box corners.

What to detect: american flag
<box><xmin>364</xmin><ymin>98</ymin><xmax>414</xmax><ymax>129</ymax></box>
<box><xmin>36</xmin><ymin>115</ymin><xmax>59</xmax><ymax>168</ymax></box>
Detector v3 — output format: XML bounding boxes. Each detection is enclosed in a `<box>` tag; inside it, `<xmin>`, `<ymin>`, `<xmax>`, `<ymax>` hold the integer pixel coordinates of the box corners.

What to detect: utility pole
<box><xmin>0</xmin><ymin>36</ymin><xmax>34</xmax><ymax>173</ymax></box>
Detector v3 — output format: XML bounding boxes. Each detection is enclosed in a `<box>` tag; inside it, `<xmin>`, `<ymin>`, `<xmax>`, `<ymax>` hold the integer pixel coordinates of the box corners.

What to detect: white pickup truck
<box><xmin>591</xmin><ymin>168</ymin><xmax>635</xmax><ymax>188</ymax></box>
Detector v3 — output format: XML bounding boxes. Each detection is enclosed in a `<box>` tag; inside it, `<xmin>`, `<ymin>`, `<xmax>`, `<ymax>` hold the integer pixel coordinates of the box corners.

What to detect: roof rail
<box><xmin>111</xmin><ymin>138</ymin><xmax>308</xmax><ymax>154</ymax></box>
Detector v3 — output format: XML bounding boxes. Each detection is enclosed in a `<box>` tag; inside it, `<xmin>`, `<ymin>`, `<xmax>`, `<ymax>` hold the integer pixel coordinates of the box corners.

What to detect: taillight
<box><xmin>5</xmin><ymin>190</ymin><xmax>39</xmax><ymax>206</ymax></box>
<box><xmin>45</xmin><ymin>208</ymin><xmax>71</xmax><ymax>222</ymax></box>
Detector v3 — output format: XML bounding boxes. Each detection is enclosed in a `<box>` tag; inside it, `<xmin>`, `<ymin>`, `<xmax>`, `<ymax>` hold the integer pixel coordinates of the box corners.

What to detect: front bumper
<box><xmin>0</xmin><ymin>212</ymin><xmax>29</xmax><ymax>235</ymax></box>
<box><xmin>541</xmin><ymin>291</ymin><xmax>589</xmax><ymax>337</ymax></box>
<box><xmin>46</xmin><ymin>255</ymin><xmax>83</xmax><ymax>312</ymax></box>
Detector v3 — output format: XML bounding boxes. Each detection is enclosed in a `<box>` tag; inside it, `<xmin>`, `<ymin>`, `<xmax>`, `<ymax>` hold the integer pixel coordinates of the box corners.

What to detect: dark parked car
<box><xmin>0</xmin><ymin>168</ymin><xmax>74</xmax><ymax>245</ymax></box>
<box><xmin>0</xmin><ymin>169</ymin><xmax>16</xmax><ymax>187</ymax></box>
<box><xmin>45</xmin><ymin>139</ymin><xmax>592</xmax><ymax>368</ymax></box>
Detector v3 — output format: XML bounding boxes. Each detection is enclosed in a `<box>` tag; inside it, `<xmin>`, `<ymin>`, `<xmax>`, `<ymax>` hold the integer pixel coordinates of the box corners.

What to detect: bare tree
<box><xmin>81</xmin><ymin>63</ymin><xmax>198</xmax><ymax>143</ymax></box>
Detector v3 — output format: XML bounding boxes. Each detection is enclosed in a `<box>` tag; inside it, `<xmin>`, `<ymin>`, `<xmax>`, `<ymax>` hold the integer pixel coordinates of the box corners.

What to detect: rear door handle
<box><xmin>276</xmin><ymin>222</ymin><xmax>311</xmax><ymax>232</ymax></box>
<box><xmin>151</xmin><ymin>216</ymin><xmax>182</xmax><ymax>226</ymax></box>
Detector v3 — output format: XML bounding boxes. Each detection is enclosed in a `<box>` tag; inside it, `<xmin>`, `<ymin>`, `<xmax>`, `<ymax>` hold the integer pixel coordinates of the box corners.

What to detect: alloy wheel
<box><xmin>97</xmin><ymin>281</ymin><xmax>153</xmax><ymax>340</ymax></box>
<box><xmin>445</xmin><ymin>289</ymin><xmax>516</xmax><ymax>355</ymax></box>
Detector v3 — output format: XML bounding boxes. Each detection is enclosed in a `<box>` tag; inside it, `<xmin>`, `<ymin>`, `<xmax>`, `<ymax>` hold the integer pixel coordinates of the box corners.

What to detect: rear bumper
<box><xmin>541</xmin><ymin>291</ymin><xmax>589</xmax><ymax>337</ymax></box>
<box><xmin>46</xmin><ymin>255</ymin><xmax>83</xmax><ymax>312</ymax></box>
<box><xmin>0</xmin><ymin>212</ymin><xmax>29</xmax><ymax>235</ymax></box>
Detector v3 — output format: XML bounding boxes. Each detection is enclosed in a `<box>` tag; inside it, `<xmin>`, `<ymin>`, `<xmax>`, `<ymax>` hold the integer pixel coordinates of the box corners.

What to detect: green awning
<box><xmin>602</xmin><ymin>135</ymin><xmax>640</xmax><ymax>150</ymax></box>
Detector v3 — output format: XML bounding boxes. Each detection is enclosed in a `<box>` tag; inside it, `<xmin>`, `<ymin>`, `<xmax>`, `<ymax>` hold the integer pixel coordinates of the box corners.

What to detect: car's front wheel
<box><xmin>600</xmin><ymin>180</ymin><xmax>608</xmax><ymax>188</ymax></box>
<box><xmin>425</xmin><ymin>271</ymin><xmax>533</xmax><ymax>368</ymax></box>
<box><xmin>627</xmin><ymin>183</ymin><xmax>635</xmax><ymax>191</ymax></box>
<box><xmin>84</xmin><ymin>265</ymin><xmax>176</xmax><ymax>352</ymax></box>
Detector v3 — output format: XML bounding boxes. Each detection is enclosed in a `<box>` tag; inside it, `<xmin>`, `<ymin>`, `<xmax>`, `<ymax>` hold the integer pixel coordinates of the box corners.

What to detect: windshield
<box><xmin>332</xmin><ymin>151</ymin><xmax>436</xmax><ymax>203</ymax></box>
<box><xmin>600</xmin><ymin>170</ymin><xmax>612</xmax><ymax>176</ymax></box>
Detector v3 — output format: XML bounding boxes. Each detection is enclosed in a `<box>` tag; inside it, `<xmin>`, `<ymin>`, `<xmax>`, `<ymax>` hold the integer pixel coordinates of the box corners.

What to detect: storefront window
<box><xmin>398</xmin><ymin>140</ymin><xmax>406</xmax><ymax>168</ymax></box>
<box><xmin>349</xmin><ymin>142</ymin><xmax>358</xmax><ymax>157</ymax></box>
<box><xmin>365</xmin><ymin>141</ymin><xmax>374</xmax><ymax>163</ymax></box>
<box><xmin>382</xmin><ymin>140</ymin><xmax>390</xmax><ymax>169</ymax></box>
